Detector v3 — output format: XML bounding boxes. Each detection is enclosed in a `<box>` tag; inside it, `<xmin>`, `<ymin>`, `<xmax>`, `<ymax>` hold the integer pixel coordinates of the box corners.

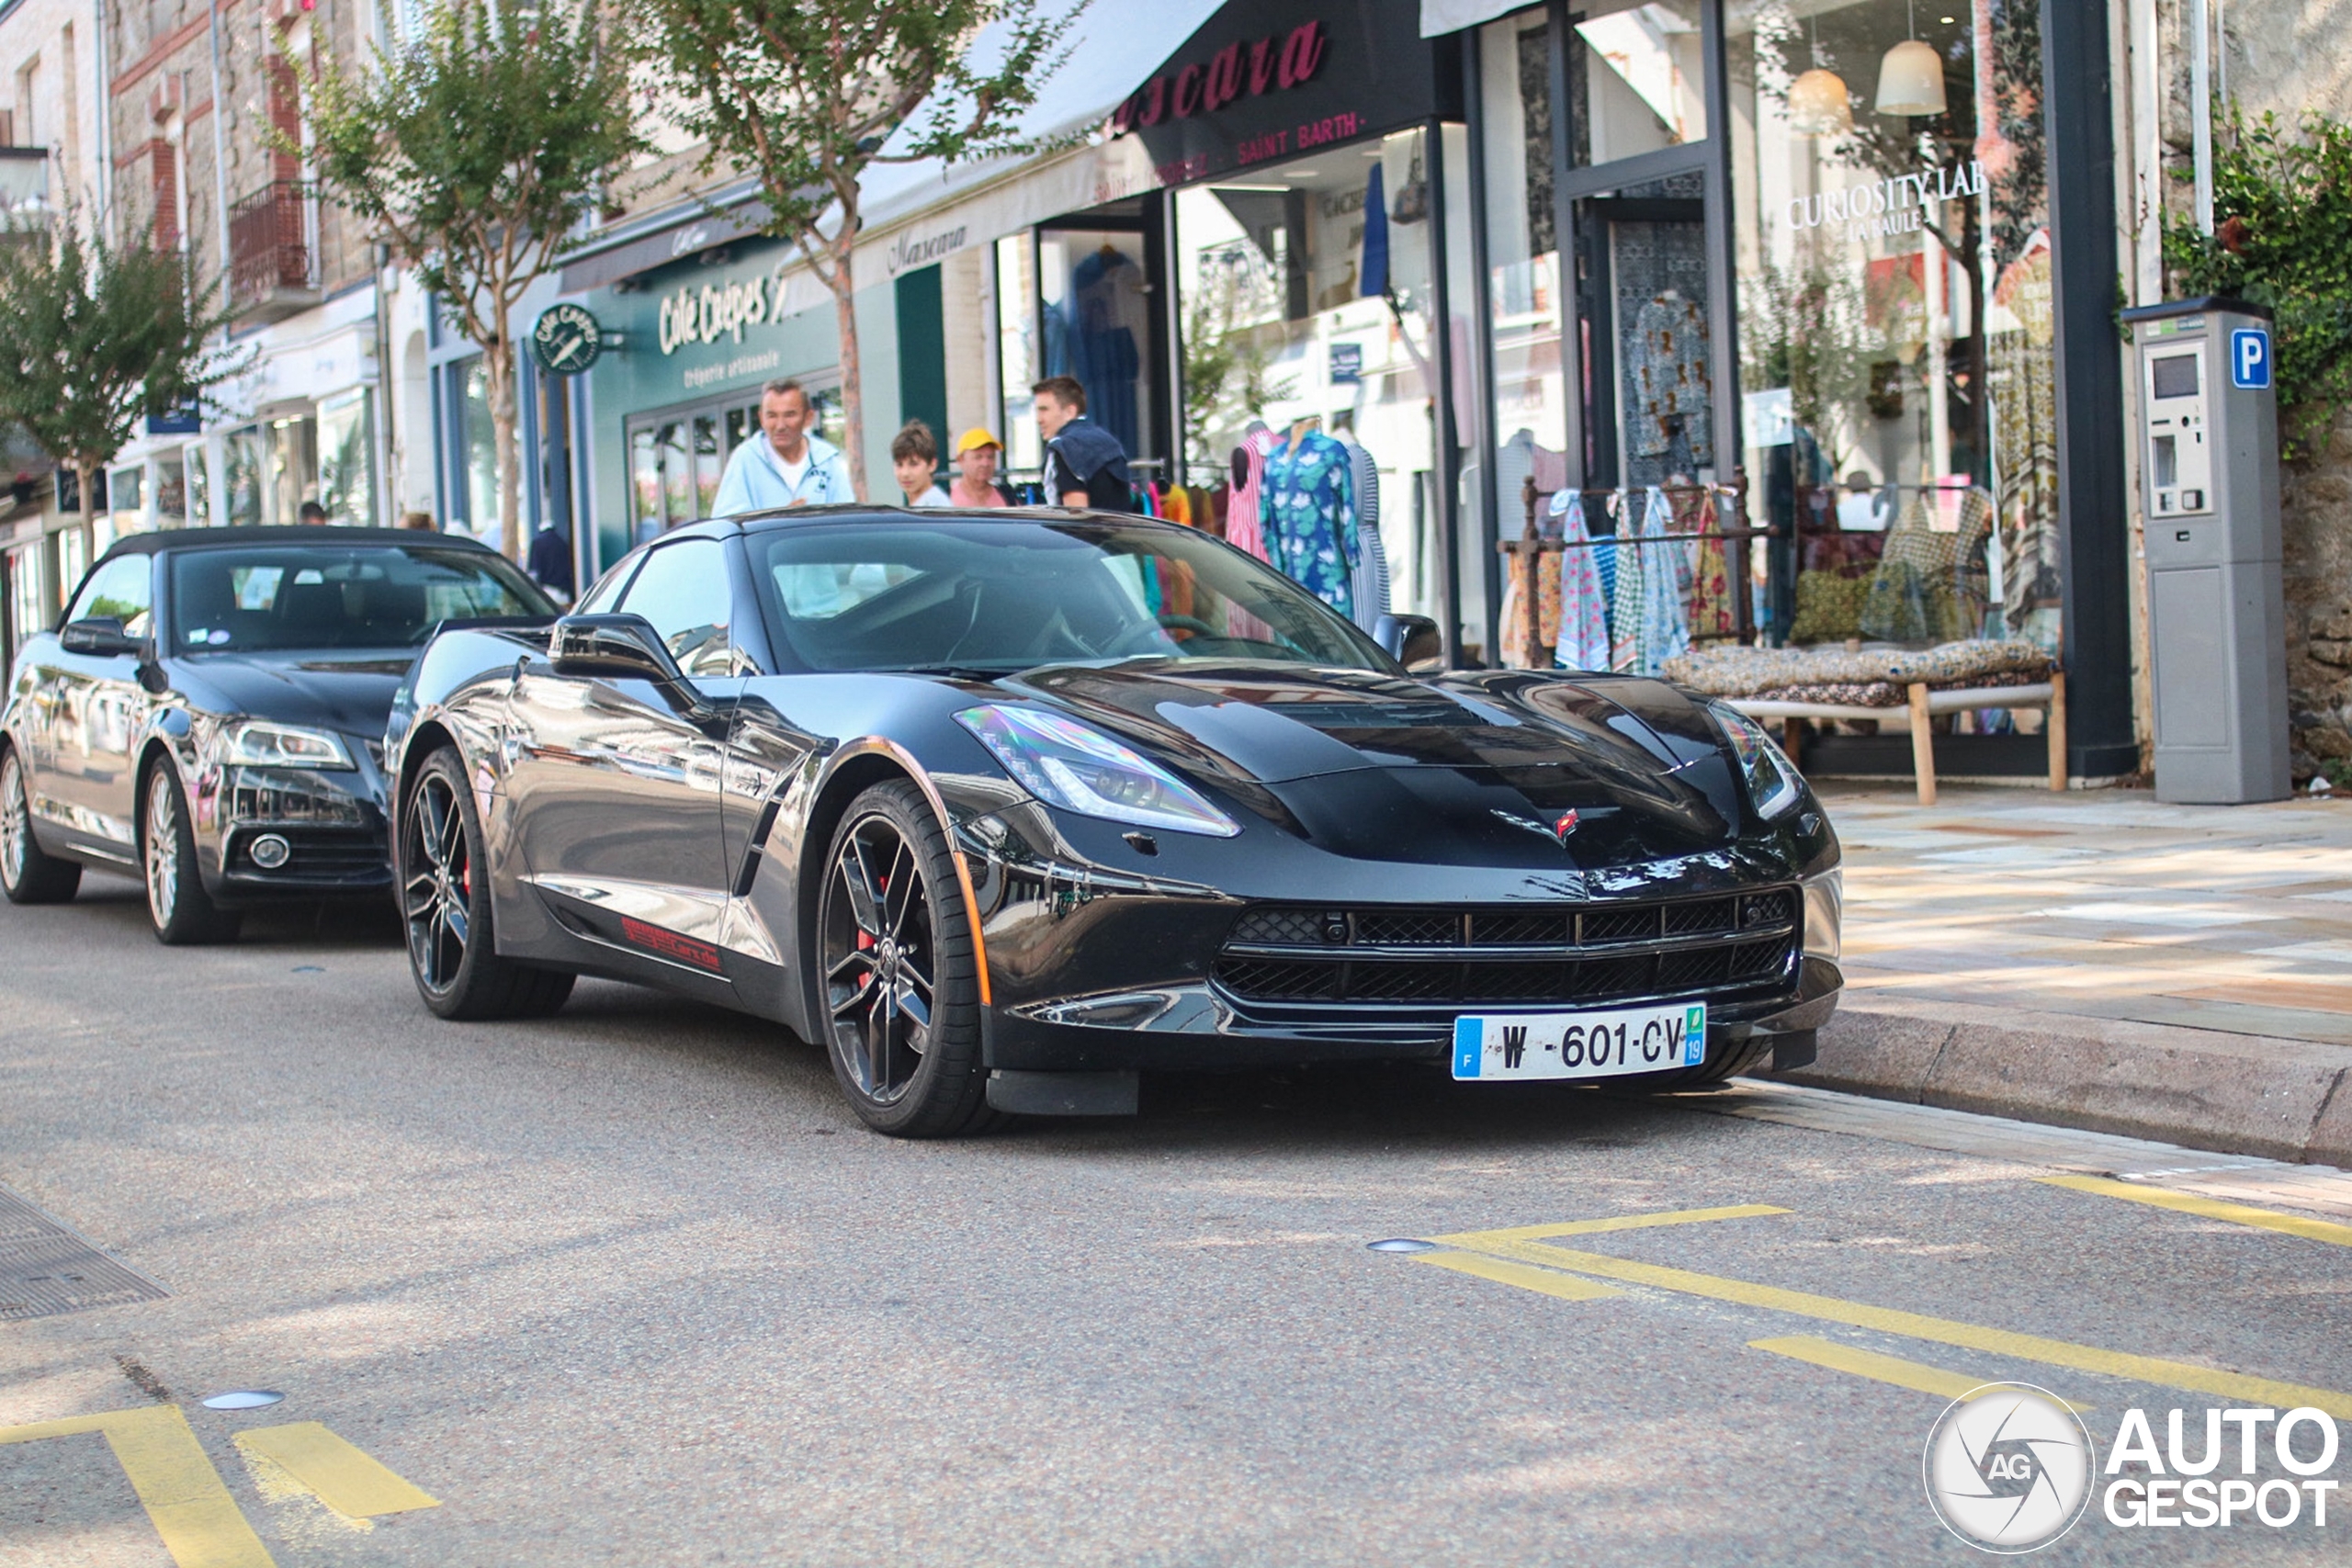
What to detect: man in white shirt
<box><xmin>711</xmin><ymin>379</ymin><xmax>856</xmax><ymax>515</ymax></box>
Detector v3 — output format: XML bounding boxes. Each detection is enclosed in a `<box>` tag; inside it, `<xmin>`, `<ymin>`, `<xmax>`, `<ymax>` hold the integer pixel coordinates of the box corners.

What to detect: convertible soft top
<box><xmin>89</xmin><ymin>525</ymin><xmax>508</xmax><ymax>558</ymax></box>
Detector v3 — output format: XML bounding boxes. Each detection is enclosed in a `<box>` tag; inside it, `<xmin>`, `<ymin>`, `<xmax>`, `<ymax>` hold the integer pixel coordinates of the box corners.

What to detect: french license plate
<box><xmin>1452</xmin><ymin>1001</ymin><xmax>1708</xmax><ymax>1081</ymax></box>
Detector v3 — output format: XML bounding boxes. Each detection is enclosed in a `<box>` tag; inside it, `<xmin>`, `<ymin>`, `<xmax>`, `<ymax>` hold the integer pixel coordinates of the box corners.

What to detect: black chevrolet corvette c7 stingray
<box><xmin>385</xmin><ymin>508</ymin><xmax>1842</xmax><ymax>1136</ymax></box>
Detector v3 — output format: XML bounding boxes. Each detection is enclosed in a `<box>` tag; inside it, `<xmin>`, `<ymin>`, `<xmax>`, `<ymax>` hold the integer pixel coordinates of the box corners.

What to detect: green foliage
<box><xmin>0</xmin><ymin>220</ymin><xmax>241</xmax><ymax>505</ymax></box>
<box><xmin>634</xmin><ymin>0</ymin><xmax>1086</xmax><ymax>498</ymax></box>
<box><xmin>299</xmin><ymin>4</ymin><xmax>642</xmax><ymax>554</ymax></box>
<box><xmin>2165</xmin><ymin>109</ymin><xmax>2352</xmax><ymax>461</ymax></box>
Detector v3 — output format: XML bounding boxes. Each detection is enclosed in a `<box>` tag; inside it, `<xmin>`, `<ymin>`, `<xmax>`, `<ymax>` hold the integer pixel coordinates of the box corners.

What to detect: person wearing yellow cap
<box><xmin>948</xmin><ymin>427</ymin><xmax>1013</xmax><ymax>508</ymax></box>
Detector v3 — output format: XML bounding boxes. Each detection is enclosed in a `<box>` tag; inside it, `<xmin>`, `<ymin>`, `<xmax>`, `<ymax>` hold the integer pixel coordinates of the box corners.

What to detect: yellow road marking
<box><xmin>0</xmin><ymin>1404</ymin><xmax>276</xmax><ymax>1568</ymax></box>
<box><xmin>1411</xmin><ymin>1250</ymin><xmax>1624</xmax><ymax>1301</ymax></box>
<box><xmin>1430</xmin><ymin>1204</ymin><xmax>1790</xmax><ymax>1246</ymax></box>
<box><xmin>2039</xmin><ymin>1174</ymin><xmax>2352</xmax><ymax>1247</ymax></box>
<box><xmin>233</xmin><ymin>1423</ymin><xmax>438</xmax><ymax>1518</ymax></box>
<box><xmin>1442</xmin><ymin>1231</ymin><xmax>2352</xmax><ymax>1418</ymax></box>
<box><xmin>1748</xmin><ymin>1335</ymin><xmax>2091</xmax><ymax>1412</ymax></box>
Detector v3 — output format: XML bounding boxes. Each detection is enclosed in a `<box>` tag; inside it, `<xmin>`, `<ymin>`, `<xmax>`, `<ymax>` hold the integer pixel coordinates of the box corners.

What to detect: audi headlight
<box><xmin>1803</xmin><ymin>868</ymin><xmax>1842</xmax><ymax>961</ymax></box>
<box><xmin>956</xmin><ymin>705</ymin><xmax>1239</xmax><ymax>838</ymax></box>
<box><xmin>1708</xmin><ymin>702</ymin><xmax>1804</xmax><ymax>821</ymax></box>
<box><xmin>220</xmin><ymin>720</ymin><xmax>355</xmax><ymax>771</ymax></box>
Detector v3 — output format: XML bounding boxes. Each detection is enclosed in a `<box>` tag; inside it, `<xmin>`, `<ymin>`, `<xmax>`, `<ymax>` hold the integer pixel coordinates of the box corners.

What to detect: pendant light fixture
<box><xmin>1875</xmin><ymin>0</ymin><xmax>1949</xmax><ymax>117</ymax></box>
<box><xmin>1788</xmin><ymin>16</ymin><xmax>1852</xmax><ymax>138</ymax></box>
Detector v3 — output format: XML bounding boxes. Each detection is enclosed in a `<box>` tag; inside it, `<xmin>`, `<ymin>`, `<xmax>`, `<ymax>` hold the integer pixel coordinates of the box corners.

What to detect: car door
<box><xmin>507</xmin><ymin>536</ymin><xmax>741</xmax><ymax>951</ymax></box>
<box><xmin>43</xmin><ymin>554</ymin><xmax>157</xmax><ymax>863</ymax></box>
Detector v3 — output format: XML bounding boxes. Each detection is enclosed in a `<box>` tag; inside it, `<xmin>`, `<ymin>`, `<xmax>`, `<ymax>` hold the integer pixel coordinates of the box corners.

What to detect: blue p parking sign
<box><xmin>2231</xmin><ymin>327</ymin><xmax>2271</xmax><ymax>389</ymax></box>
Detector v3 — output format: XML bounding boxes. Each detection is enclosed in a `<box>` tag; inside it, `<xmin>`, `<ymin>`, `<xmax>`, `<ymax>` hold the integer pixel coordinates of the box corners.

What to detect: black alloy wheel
<box><xmin>142</xmin><ymin>763</ymin><xmax>241</xmax><ymax>944</ymax></box>
<box><xmin>401</xmin><ymin>747</ymin><xmax>573</xmax><ymax>1021</ymax></box>
<box><xmin>0</xmin><ymin>745</ymin><xmax>80</xmax><ymax>905</ymax></box>
<box><xmin>817</xmin><ymin>780</ymin><xmax>992</xmax><ymax>1136</ymax></box>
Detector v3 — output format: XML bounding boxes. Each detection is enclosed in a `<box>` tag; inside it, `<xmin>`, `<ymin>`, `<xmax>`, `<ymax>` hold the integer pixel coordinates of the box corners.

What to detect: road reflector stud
<box><xmin>201</xmin><ymin>1392</ymin><xmax>284</xmax><ymax>1411</ymax></box>
<box><xmin>1367</xmin><ymin>1238</ymin><xmax>1437</xmax><ymax>1253</ymax></box>
<box><xmin>233</xmin><ymin>1423</ymin><xmax>440</xmax><ymax>1519</ymax></box>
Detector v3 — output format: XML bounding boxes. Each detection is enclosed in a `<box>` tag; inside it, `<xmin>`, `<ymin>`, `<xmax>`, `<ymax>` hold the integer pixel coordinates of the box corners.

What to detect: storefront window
<box><xmin>266</xmin><ymin>415</ymin><xmax>318</xmax><ymax>529</ymax></box>
<box><xmin>995</xmin><ymin>234</ymin><xmax>1043</xmax><ymax>472</ymax></box>
<box><xmin>184</xmin><ymin>445</ymin><xmax>209</xmax><ymax>528</ymax></box>
<box><xmin>457</xmin><ymin>356</ymin><xmax>497</xmax><ymax>539</ymax></box>
<box><xmin>1170</xmin><ymin>125</ymin><xmax>1442</xmax><ymax>624</ymax></box>
<box><xmin>155</xmin><ymin>453</ymin><xmax>187</xmax><ymax>526</ymax></box>
<box><xmin>318</xmin><ymin>390</ymin><xmax>376</xmax><ymax>528</ymax></box>
<box><xmin>105</xmin><ymin>464</ymin><xmax>144</xmax><ymax>548</ymax></box>
<box><xmin>1572</xmin><ymin>0</ymin><xmax>1709</xmax><ymax>165</ymax></box>
<box><xmin>1038</xmin><ymin>228</ymin><xmax>1156</xmax><ymax>465</ymax></box>
<box><xmin>1731</xmin><ymin>0</ymin><xmax>2056</xmax><ymax>649</ymax></box>
<box><xmin>224</xmin><ymin>427</ymin><xmax>265</xmax><ymax>527</ymax></box>
<box><xmin>1480</xmin><ymin>6</ymin><xmax>1569</xmax><ymax>484</ymax></box>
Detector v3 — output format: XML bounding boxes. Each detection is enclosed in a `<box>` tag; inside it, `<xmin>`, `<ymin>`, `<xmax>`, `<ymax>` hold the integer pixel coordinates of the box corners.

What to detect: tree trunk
<box><xmin>74</xmin><ymin>457</ymin><xmax>98</xmax><ymax>552</ymax></box>
<box><xmin>828</xmin><ymin>265</ymin><xmax>867</xmax><ymax>503</ymax></box>
<box><xmin>484</xmin><ymin>333</ymin><xmax>524</xmax><ymax>560</ymax></box>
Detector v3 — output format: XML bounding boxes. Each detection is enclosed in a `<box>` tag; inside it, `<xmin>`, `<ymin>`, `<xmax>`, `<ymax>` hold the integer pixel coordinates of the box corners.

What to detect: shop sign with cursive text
<box><xmin>1111</xmin><ymin>0</ymin><xmax>1445</xmax><ymax>188</ymax></box>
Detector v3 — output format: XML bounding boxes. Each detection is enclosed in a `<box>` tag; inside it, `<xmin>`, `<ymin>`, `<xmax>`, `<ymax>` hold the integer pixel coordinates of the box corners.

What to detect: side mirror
<box><xmin>60</xmin><ymin>616</ymin><xmax>144</xmax><ymax>658</ymax></box>
<box><xmin>549</xmin><ymin>614</ymin><xmax>707</xmax><ymax>714</ymax></box>
<box><xmin>1374</xmin><ymin>613</ymin><xmax>1445</xmax><ymax>673</ymax></box>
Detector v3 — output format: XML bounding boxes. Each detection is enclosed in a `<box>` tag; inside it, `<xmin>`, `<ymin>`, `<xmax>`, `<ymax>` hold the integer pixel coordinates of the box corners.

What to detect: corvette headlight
<box><xmin>220</xmin><ymin>720</ymin><xmax>355</xmax><ymax>771</ymax></box>
<box><xmin>956</xmin><ymin>705</ymin><xmax>1239</xmax><ymax>838</ymax></box>
<box><xmin>1708</xmin><ymin>702</ymin><xmax>1804</xmax><ymax>821</ymax></box>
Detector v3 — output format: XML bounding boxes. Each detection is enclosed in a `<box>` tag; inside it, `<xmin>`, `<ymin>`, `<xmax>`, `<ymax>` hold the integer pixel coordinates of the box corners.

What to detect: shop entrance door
<box><xmin>1571</xmin><ymin>178</ymin><xmax>1713</xmax><ymax>492</ymax></box>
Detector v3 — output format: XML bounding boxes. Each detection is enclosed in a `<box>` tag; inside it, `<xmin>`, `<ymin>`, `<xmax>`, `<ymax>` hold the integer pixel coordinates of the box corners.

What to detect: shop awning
<box><xmin>1418</xmin><ymin>0</ymin><xmax>1525</xmax><ymax>37</ymax></box>
<box><xmin>558</xmin><ymin>0</ymin><xmax>1220</xmax><ymax>296</ymax></box>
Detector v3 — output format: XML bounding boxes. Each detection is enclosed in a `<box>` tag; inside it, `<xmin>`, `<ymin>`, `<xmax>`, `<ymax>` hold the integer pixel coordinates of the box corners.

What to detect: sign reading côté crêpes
<box><xmin>1785</xmin><ymin>158</ymin><xmax>1989</xmax><ymax>243</ymax></box>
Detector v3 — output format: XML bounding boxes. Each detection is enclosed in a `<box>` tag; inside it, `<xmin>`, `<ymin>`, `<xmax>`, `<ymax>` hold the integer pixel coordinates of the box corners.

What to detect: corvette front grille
<box><xmin>1215</xmin><ymin>890</ymin><xmax>1799</xmax><ymax>1010</ymax></box>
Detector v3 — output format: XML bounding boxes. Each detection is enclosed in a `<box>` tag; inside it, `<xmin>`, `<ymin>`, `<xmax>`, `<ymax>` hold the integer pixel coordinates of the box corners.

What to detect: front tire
<box><xmin>143</xmin><ymin>764</ymin><xmax>241</xmax><ymax>944</ymax></box>
<box><xmin>0</xmin><ymin>745</ymin><xmax>79</xmax><ymax>905</ymax></box>
<box><xmin>400</xmin><ymin>747</ymin><xmax>573</xmax><ymax>1021</ymax></box>
<box><xmin>816</xmin><ymin>780</ymin><xmax>992</xmax><ymax>1137</ymax></box>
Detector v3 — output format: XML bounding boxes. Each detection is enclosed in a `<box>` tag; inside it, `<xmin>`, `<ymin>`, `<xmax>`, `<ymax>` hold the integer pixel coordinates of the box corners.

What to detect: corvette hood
<box><xmin>168</xmin><ymin>649</ymin><xmax>411</xmax><ymax>738</ymax></box>
<box><xmin>1007</xmin><ymin>660</ymin><xmax>1749</xmax><ymax>859</ymax></box>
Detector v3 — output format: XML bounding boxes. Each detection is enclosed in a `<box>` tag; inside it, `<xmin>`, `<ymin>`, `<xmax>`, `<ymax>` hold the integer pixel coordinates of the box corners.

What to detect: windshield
<box><xmin>167</xmin><ymin>546</ymin><xmax>553</xmax><ymax>651</ymax></box>
<box><xmin>747</xmin><ymin>520</ymin><xmax>1393</xmax><ymax>675</ymax></box>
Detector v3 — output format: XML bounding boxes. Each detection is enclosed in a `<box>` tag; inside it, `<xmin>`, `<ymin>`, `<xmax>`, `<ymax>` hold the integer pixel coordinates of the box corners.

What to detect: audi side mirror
<box><xmin>549</xmin><ymin>614</ymin><xmax>709</xmax><ymax>715</ymax></box>
<box><xmin>1374</xmin><ymin>613</ymin><xmax>1444</xmax><ymax>673</ymax></box>
<box><xmin>60</xmin><ymin>616</ymin><xmax>144</xmax><ymax>658</ymax></box>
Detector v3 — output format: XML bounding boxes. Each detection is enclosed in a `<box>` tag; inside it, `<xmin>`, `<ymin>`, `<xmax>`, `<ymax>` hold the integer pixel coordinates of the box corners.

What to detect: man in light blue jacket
<box><xmin>711</xmin><ymin>379</ymin><xmax>856</xmax><ymax>515</ymax></box>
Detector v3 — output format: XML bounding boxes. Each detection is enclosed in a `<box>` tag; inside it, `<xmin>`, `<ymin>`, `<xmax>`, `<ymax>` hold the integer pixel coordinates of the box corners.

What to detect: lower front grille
<box><xmin>228</xmin><ymin>828</ymin><xmax>388</xmax><ymax>880</ymax></box>
<box><xmin>1215</xmin><ymin>890</ymin><xmax>1800</xmax><ymax>1011</ymax></box>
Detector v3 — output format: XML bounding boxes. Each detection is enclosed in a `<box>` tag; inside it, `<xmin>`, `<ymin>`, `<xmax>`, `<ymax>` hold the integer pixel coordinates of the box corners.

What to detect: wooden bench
<box><xmin>1729</xmin><ymin>671</ymin><xmax>2066</xmax><ymax>807</ymax></box>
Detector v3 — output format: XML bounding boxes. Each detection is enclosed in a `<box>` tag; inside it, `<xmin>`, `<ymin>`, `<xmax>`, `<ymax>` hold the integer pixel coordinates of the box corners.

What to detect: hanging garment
<box><xmin>1069</xmin><ymin>247</ymin><xmax>1148</xmax><ymax>456</ymax></box>
<box><xmin>1549</xmin><ymin>491</ymin><xmax>1611</xmax><ymax>671</ymax></box>
<box><xmin>1344</xmin><ymin>438</ymin><xmax>1391</xmax><ymax>631</ymax></box>
<box><xmin>1675</xmin><ymin>488</ymin><xmax>1736</xmax><ymax>642</ymax></box>
<box><xmin>1498</xmin><ymin>564</ymin><xmax>1532</xmax><ymax>670</ymax></box>
<box><xmin>1227</xmin><ymin>428</ymin><xmax>1276</xmax><ymax>562</ymax></box>
<box><xmin>1260</xmin><ymin>429</ymin><xmax>1359</xmax><ymax>617</ymax></box>
<box><xmin>1628</xmin><ymin>291</ymin><xmax>1713</xmax><ymax>465</ymax></box>
<box><xmin>1611</xmin><ymin>488</ymin><xmax>1690</xmax><ymax>675</ymax></box>
<box><xmin>1860</xmin><ymin>485</ymin><xmax>1995</xmax><ymax>643</ymax></box>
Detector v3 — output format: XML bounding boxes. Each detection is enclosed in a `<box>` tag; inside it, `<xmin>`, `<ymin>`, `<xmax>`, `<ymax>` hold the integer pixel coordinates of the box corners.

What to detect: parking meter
<box><xmin>2120</xmin><ymin>298</ymin><xmax>2290</xmax><ymax>804</ymax></box>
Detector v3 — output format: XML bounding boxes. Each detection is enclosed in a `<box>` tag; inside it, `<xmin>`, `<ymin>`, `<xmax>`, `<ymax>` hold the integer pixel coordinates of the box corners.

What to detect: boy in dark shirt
<box><xmin>1032</xmin><ymin>376</ymin><xmax>1136</xmax><ymax>513</ymax></box>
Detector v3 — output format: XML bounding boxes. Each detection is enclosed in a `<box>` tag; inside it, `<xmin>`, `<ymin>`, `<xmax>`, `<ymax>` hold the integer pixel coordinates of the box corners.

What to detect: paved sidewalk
<box><xmin>1789</xmin><ymin>781</ymin><xmax>2352</xmax><ymax>1164</ymax></box>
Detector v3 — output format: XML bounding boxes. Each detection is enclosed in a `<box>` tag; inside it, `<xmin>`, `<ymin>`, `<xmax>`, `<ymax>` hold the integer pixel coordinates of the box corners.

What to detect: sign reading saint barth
<box><xmin>1111</xmin><ymin>0</ymin><xmax>1443</xmax><ymax>189</ymax></box>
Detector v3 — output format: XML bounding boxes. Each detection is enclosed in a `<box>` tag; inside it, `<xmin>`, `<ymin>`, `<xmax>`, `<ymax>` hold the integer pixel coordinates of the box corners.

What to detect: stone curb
<box><xmin>1780</xmin><ymin>993</ymin><xmax>2352</xmax><ymax>1167</ymax></box>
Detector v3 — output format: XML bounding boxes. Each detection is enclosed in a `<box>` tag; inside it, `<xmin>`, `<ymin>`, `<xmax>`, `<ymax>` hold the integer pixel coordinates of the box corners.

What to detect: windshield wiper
<box><xmin>887</xmin><ymin>663</ymin><xmax>1014</xmax><ymax>681</ymax></box>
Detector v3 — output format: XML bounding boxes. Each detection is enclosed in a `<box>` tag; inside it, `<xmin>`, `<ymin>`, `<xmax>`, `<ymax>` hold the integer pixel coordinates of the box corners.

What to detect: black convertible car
<box><xmin>386</xmin><ymin>509</ymin><xmax>1842</xmax><ymax>1137</ymax></box>
<box><xmin>2</xmin><ymin>526</ymin><xmax>553</xmax><ymax>941</ymax></box>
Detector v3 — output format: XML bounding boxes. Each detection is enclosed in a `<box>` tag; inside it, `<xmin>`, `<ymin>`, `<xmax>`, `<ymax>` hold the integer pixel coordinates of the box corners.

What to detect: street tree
<box><xmin>298</xmin><ymin>4</ymin><xmax>641</xmax><ymax>559</ymax></box>
<box><xmin>636</xmin><ymin>0</ymin><xmax>1085</xmax><ymax>501</ymax></box>
<box><xmin>0</xmin><ymin>220</ymin><xmax>241</xmax><ymax>538</ymax></box>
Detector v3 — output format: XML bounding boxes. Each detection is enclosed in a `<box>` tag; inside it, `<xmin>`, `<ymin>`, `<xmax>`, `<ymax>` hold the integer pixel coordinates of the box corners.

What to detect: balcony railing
<box><xmin>229</xmin><ymin>181</ymin><xmax>317</xmax><ymax>320</ymax></box>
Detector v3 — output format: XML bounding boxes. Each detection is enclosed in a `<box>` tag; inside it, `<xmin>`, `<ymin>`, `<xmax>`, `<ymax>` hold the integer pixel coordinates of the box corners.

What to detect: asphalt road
<box><xmin>5</xmin><ymin>876</ymin><xmax>2351</xmax><ymax>1566</ymax></box>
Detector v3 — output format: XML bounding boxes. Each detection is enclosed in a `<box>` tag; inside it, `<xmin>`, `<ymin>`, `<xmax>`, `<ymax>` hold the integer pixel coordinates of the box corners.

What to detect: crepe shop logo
<box><xmin>1111</xmin><ymin>21</ymin><xmax>1329</xmax><ymax>133</ymax></box>
<box><xmin>2103</xmin><ymin>1407</ymin><xmax>2340</xmax><ymax>1531</ymax></box>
